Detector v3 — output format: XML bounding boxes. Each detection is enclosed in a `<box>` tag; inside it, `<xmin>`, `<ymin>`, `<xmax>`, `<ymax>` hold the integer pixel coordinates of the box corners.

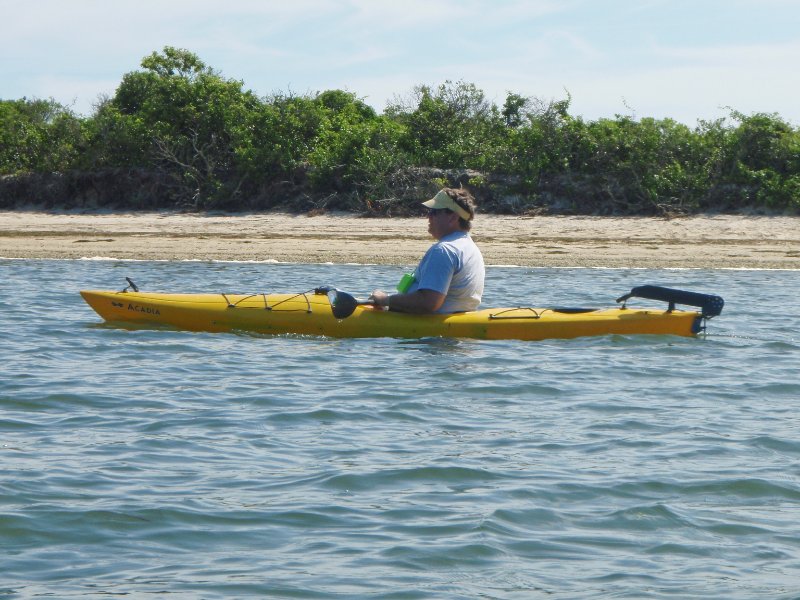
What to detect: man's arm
<box><xmin>369</xmin><ymin>289</ymin><xmax>445</xmax><ymax>314</ymax></box>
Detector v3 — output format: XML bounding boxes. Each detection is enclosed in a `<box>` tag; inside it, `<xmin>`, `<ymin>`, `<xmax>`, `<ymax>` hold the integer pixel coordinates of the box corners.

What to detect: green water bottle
<box><xmin>396</xmin><ymin>272</ymin><xmax>416</xmax><ymax>293</ymax></box>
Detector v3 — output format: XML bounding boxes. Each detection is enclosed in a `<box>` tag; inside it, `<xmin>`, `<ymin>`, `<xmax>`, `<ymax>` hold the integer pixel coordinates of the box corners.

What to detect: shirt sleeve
<box><xmin>414</xmin><ymin>244</ymin><xmax>459</xmax><ymax>295</ymax></box>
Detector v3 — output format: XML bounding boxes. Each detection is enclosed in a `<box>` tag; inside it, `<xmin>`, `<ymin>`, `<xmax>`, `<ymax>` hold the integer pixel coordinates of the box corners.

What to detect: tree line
<box><xmin>1</xmin><ymin>47</ymin><xmax>798</xmax><ymax>215</ymax></box>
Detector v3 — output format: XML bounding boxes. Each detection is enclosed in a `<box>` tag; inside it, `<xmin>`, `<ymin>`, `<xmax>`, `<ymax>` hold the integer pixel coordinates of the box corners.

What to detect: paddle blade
<box><xmin>328</xmin><ymin>290</ymin><xmax>359</xmax><ymax>319</ymax></box>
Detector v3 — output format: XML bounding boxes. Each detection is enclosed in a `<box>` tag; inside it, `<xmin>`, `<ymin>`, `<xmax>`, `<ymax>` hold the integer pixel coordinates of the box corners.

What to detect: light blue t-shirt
<box><xmin>408</xmin><ymin>231</ymin><xmax>485</xmax><ymax>313</ymax></box>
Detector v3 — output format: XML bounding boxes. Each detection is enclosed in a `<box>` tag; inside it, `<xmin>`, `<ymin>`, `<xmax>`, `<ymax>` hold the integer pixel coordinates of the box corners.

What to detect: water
<box><xmin>1</xmin><ymin>258</ymin><xmax>799</xmax><ymax>599</ymax></box>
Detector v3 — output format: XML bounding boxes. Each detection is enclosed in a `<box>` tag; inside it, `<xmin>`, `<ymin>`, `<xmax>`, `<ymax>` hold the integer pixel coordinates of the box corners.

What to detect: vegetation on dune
<box><xmin>1</xmin><ymin>47</ymin><xmax>798</xmax><ymax>215</ymax></box>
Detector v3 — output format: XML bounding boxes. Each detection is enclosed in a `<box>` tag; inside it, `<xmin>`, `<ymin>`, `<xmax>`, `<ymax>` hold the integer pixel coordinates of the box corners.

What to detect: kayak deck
<box><xmin>80</xmin><ymin>284</ymin><xmax>723</xmax><ymax>341</ymax></box>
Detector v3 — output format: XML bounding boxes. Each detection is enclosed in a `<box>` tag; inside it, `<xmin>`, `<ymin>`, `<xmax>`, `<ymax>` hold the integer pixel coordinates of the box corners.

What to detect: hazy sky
<box><xmin>2</xmin><ymin>0</ymin><xmax>798</xmax><ymax>125</ymax></box>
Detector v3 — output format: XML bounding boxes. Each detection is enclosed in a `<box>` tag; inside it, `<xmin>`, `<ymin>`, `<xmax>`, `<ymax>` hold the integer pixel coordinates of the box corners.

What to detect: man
<box><xmin>369</xmin><ymin>187</ymin><xmax>485</xmax><ymax>314</ymax></box>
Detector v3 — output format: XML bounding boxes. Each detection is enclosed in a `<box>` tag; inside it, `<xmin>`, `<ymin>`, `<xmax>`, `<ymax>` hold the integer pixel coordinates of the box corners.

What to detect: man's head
<box><xmin>422</xmin><ymin>188</ymin><xmax>477</xmax><ymax>238</ymax></box>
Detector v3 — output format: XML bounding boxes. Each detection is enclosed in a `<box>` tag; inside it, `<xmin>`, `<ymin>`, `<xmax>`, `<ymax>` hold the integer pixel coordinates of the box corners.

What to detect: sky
<box><xmin>2</xmin><ymin>0</ymin><xmax>799</xmax><ymax>126</ymax></box>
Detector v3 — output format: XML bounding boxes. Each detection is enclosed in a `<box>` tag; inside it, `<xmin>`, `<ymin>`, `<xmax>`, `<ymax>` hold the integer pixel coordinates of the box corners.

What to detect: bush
<box><xmin>0</xmin><ymin>98</ymin><xmax>85</xmax><ymax>174</ymax></box>
<box><xmin>2</xmin><ymin>48</ymin><xmax>799</xmax><ymax>214</ymax></box>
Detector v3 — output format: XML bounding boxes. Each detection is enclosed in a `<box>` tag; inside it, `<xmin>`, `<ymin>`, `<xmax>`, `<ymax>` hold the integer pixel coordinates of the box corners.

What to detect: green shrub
<box><xmin>2</xmin><ymin>47</ymin><xmax>798</xmax><ymax>214</ymax></box>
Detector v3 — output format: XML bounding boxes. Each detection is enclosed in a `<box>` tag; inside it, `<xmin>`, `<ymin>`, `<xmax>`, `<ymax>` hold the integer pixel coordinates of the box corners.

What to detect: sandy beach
<box><xmin>1</xmin><ymin>210</ymin><xmax>798</xmax><ymax>269</ymax></box>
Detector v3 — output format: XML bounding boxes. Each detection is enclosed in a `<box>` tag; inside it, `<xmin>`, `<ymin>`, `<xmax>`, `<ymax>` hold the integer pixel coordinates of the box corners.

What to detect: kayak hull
<box><xmin>80</xmin><ymin>289</ymin><xmax>705</xmax><ymax>341</ymax></box>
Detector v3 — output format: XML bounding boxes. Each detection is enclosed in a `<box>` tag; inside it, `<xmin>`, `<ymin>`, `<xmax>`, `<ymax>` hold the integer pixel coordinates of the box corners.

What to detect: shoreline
<box><xmin>2</xmin><ymin>210</ymin><xmax>799</xmax><ymax>270</ymax></box>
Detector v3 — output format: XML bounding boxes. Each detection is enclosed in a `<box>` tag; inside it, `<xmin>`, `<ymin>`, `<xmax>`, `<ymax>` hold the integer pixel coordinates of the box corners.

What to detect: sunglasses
<box><xmin>427</xmin><ymin>208</ymin><xmax>451</xmax><ymax>216</ymax></box>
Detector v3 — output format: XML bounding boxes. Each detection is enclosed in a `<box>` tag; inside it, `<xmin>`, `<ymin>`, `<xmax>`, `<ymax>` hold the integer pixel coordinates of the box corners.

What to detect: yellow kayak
<box><xmin>80</xmin><ymin>280</ymin><xmax>723</xmax><ymax>341</ymax></box>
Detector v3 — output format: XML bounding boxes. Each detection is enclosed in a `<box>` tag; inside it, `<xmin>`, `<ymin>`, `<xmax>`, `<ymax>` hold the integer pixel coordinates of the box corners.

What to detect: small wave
<box><xmin>323</xmin><ymin>465</ymin><xmax>501</xmax><ymax>492</ymax></box>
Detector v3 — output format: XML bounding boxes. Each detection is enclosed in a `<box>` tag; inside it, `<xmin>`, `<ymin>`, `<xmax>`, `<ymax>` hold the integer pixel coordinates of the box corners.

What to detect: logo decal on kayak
<box><xmin>112</xmin><ymin>301</ymin><xmax>124</xmax><ymax>308</ymax></box>
<box><xmin>127</xmin><ymin>303</ymin><xmax>161</xmax><ymax>316</ymax></box>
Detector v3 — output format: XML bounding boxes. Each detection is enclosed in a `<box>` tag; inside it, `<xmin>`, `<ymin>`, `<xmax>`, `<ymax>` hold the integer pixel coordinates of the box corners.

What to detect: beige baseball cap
<box><xmin>421</xmin><ymin>189</ymin><xmax>472</xmax><ymax>220</ymax></box>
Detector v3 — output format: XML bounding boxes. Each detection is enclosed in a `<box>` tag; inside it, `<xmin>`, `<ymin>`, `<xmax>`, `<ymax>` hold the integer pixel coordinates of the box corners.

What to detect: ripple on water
<box><xmin>1</xmin><ymin>261</ymin><xmax>800</xmax><ymax>598</ymax></box>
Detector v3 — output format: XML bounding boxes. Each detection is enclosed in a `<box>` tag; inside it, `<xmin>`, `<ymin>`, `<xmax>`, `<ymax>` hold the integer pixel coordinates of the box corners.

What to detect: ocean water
<box><xmin>1</xmin><ymin>258</ymin><xmax>799</xmax><ymax>599</ymax></box>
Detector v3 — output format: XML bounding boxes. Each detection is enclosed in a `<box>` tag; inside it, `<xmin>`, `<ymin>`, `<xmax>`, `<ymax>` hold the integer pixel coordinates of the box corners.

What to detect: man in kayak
<box><xmin>369</xmin><ymin>187</ymin><xmax>485</xmax><ymax>314</ymax></box>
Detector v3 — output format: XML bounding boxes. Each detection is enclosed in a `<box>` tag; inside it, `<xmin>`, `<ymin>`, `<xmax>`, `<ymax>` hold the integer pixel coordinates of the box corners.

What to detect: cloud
<box><xmin>2</xmin><ymin>0</ymin><xmax>798</xmax><ymax>124</ymax></box>
<box><xmin>654</xmin><ymin>39</ymin><xmax>800</xmax><ymax>66</ymax></box>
